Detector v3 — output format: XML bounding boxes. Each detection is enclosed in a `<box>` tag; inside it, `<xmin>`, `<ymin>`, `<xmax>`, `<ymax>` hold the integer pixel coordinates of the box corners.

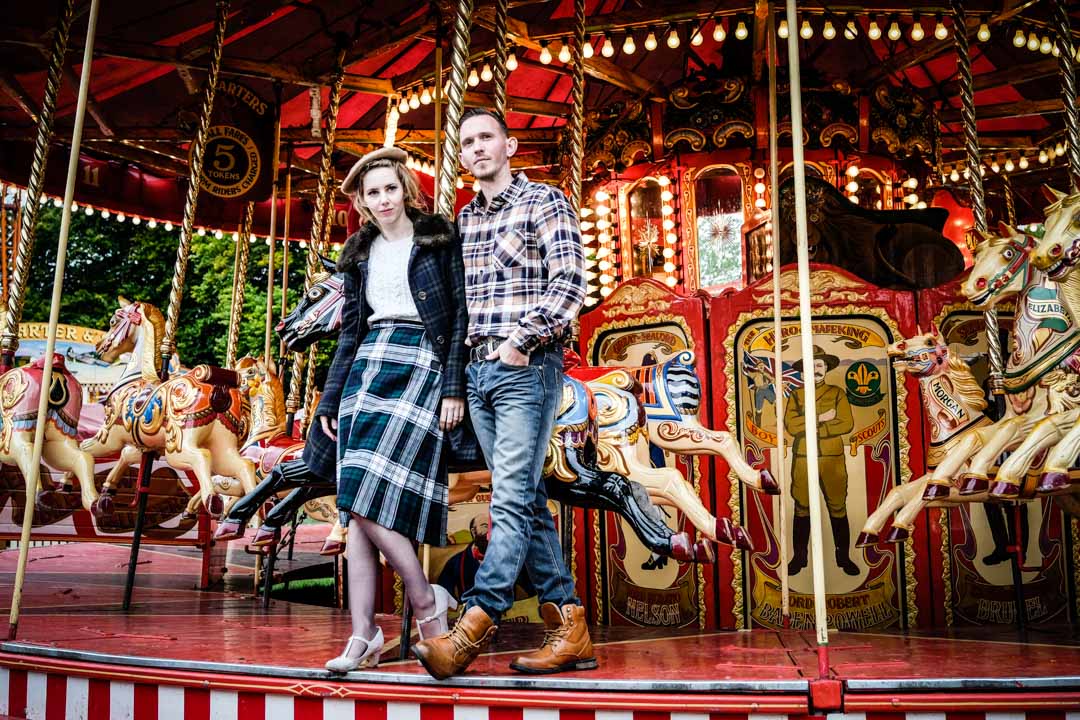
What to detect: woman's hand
<box><xmin>319</xmin><ymin>415</ymin><xmax>338</xmax><ymax>441</ymax></box>
<box><xmin>440</xmin><ymin>397</ymin><xmax>465</xmax><ymax>431</ymax></box>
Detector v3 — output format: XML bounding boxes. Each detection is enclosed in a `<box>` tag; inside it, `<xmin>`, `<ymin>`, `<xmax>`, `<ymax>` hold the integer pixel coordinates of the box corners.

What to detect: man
<box><xmin>785</xmin><ymin>345</ymin><xmax>859</xmax><ymax>576</ymax></box>
<box><xmin>412</xmin><ymin>108</ymin><xmax>596</xmax><ymax>679</ymax></box>
<box><xmin>436</xmin><ymin>515</ymin><xmax>535</xmax><ymax>601</ymax></box>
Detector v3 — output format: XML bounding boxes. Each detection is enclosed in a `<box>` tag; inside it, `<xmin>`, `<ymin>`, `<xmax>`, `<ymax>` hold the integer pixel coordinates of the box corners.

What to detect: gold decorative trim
<box><xmin>1073</xmin><ymin>516</ymin><xmax>1080</xmax><ymax>622</ymax></box>
<box><xmin>722</xmin><ymin>297</ymin><xmax>915</xmax><ymax>629</ymax></box>
<box><xmin>939</xmin><ymin>508</ymin><xmax>954</xmax><ymax>626</ymax></box>
<box><xmin>683</xmin><ymin>163</ymin><xmax>753</xmax><ymax>294</ymax></box>
<box><xmin>712</xmin><ymin>121</ymin><xmax>754</xmax><ymax>148</ymax></box>
<box><xmin>820</xmin><ymin>122</ymin><xmax>857</xmax><ymax>148</ymax></box>
<box><xmin>593</xmin><ymin>508</ymin><xmax>603</xmax><ymax>622</ymax></box>
<box><xmin>663</xmin><ymin>128</ymin><xmax>706</xmax><ymax>151</ymax></box>
<box><xmin>620</xmin><ymin>140</ymin><xmax>651</xmax><ymax>167</ymax></box>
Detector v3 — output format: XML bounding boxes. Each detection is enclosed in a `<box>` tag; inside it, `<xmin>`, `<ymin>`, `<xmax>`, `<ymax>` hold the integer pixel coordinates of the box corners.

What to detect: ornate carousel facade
<box><xmin>0</xmin><ymin>0</ymin><xmax>1079</xmax><ymax>718</ymax></box>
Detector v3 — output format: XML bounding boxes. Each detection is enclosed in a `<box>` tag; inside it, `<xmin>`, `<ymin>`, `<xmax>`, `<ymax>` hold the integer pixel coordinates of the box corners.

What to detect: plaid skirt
<box><xmin>336</xmin><ymin>321</ymin><xmax>448</xmax><ymax>546</ymax></box>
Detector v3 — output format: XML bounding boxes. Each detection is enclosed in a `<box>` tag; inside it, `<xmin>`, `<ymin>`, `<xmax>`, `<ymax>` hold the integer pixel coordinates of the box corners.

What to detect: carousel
<box><xmin>0</xmin><ymin>0</ymin><xmax>1079</xmax><ymax>718</ymax></box>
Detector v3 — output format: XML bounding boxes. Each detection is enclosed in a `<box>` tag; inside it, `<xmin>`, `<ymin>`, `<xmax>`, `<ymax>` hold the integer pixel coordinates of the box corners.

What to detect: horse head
<box><xmin>97</xmin><ymin>297</ymin><xmax>165</xmax><ymax>366</ymax></box>
<box><xmin>962</xmin><ymin>223</ymin><xmax>1036</xmax><ymax>308</ymax></box>
<box><xmin>276</xmin><ymin>256</ymin><xmax>343</xmax><ymax>352</ymax></box>
<box><xmin>1032</xmin><ymin>186</ymin><xmax>1080</xmax><ymax>279</ymax></box>
<box><xmin>236</xmin><ymin>356</ymin><xmax>286</xmax><ymax>443</ymax></box>
<box><xmin>887</xmin><ymin>323</ymin><xmax>950</xmax><ymax>377</ymax></box>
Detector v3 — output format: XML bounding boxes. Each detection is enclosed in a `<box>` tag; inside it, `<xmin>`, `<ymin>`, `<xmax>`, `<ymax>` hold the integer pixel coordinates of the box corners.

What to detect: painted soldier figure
<box><xmin>785</xmin><ymin>345</ymin><xmax>859</xmax><ymax>576</ymax></box>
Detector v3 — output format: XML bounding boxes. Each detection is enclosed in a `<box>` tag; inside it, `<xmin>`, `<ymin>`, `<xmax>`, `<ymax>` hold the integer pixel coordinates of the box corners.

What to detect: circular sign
<box><xmin>197</xmin><ymin>125</ymin><xmax>261</xmax><ymax>199</ymax></box>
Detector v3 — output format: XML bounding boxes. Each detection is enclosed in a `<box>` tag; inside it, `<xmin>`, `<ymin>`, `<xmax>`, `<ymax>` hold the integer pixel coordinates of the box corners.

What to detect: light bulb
<box><xmin>1019</xmin><ymin>156</ymin><xmax>1029</xmax><ymax>169</ymax></box>
<box><xmin>868</xmin><ymin>19</ymin><xmax>882</xmax><ymax>40</ymax></box>
<box><xmin>409</xmin><ymin>89</ymin><xmax>421</xmax><ymax>108</ymax></box>
<box><xmin>467</xmin><ymin>67</ymin><xmax>480</xmax><ymax>86</ymax></box>
<box><xmin>847</xmin><ymin>164</ymin><xmax>860</xmax><ymax>177</ymax></box>
<box><xmin>754</xmin><ymin>196</ymin><xmax>767</xmax><ymax>208</ymax></box>
<box><xmin>148</xmin><ymin>219</ymin><xmax>157</xmax><ymax>228</ymax></box>
<box><xmin>903</xmin><ymin>177</ymin><xmax>918</xmax><ymax>188</ymax></box>
<box><xmin>1040</xmin><ymin>149</ymin><xmax>1049</xmax><ymax>163</ymax></box>
<box><xmin>164</xmin><ymin>222</ymin><xmax>173</xmax><ymax>231</ymax></box>
<box><xmin>800</xmin><ymin>19</ymin><xmax>813</xmax><ymax>39</ymax></box>
<box><xmin>663</xmin><ymin>262</ymin><xmax>676</xmax><ymax>273</ymax></box>
<box><xmin>601</xmin><ymin>34</ymin><xmax>614</xmax><ymax>57</ymax></box>
<box><xmin>1027</xmin><ymin>32</ymin><xmax>1039</xmax><ymax>52</ymax></box>
<box><xmin>1040</xmin><ymin>35</ymin><xmax>1052</xmax><ymax>54</ymax></box>
<box><xmin>1005</xmin><ymin>158</ymin><xmax>1015</xmax><ymax>172</ymax></box>
<box><xmin>481</xmin><ymin>63</ymin><xmax>493</xmax><ymax>82</ymax></box>
<box><xmin>665</xmin><ymin>276</ymin><xmax>678</xmax><ymax>288</ymax></box>
<box><xmin>950</xmin><ymin>169</ymin><xmax>960</xmax><ymax>182</ymax></box>
<box><xmin>990</xmin><ymin>159</ymin><xmax>1000</xmax><ymax>173</ymax></box>
<box><xmin>52</xmin><ymin>198</ymin><xmax>62</xmax><ymax>207</ymax></box>
<box><xmin>778</xmin><ymin>19</ymin><xmax>789</xmax><ymax>39</ymax></box>
<box><xmin>420</xmin><ymin>85</ymin><xmax>432</xmax><ymax>104</ymax></box>
<box><xmin>888</xmin><ymin>20</ymin><xmax>902</xmax><ymax>41</ymax></box>
<box><xmin>456</xmin><ymin>177</ymin><xmax>465</xmax><ymax>189</ymax></box>
<box><xmin>398</xmin><ymin>95</ymin><xmax>408</xmax><ymax>114</ymax></box>
<box><xmin>1013</xmin><ymin>28</ymin><xmax>1027</xmax><ymax>47</ymax></box>
<box><xmin>594</xmin><ymin>190</ymin><xmax>610</xmax><ymax>202</ymax></box>
<box><xmin>905</xmin><ymin>193</ymin><xmax>919</xmax><ymax>204</ymax></box>
<box><xmin>823</xmin><ymin>20</ymin><xmax>836</xmax><ymax>40</ymax></box>
<box><xmin>84</xmin><ymin>206</ymin><xmax>94</xmax><ymax>216</ymax></box>
<box><xmin>844</xmin><ymin>19</ymin><xmax>858</xmax><ymax>40</ymax></box>
<box><xmin>117</xmin><ymin>213</ymin><xmax>126</xmax><ymax>222</ymax></box>
<box><xmin>934</xmin><ymin>15</ymin><xmax>948</xmax><ymax>40</ymax></box>
<box><xmin>646</xmin><ymin>29</ymin><xmax>659</xmax><ymax>50</ymax></box>
<box><xmin>1049</xmin><ymin>146</ymin><xmax>1058</xmax><ymax>160</ymax></box>
<box><xmin>712</xmin><ymin>22</ymin><xmax>725</xmax><ymax>42</ymax></box>
<box><xmin>846</xmin><ymin>180</ymin><xmax>859</xmax><ymax>193</ymax></box>
<box><xmin>623</xmin><ymin>34</ymin><xmax>636</xmax><ymax>54</ymax></box>
<box><xmin>916</xmin><ymin>201</ymin><xmax>927</xmax><ymax>209</ymax></box>
<box><xmin>582</xmin><ymin>41</ymin><xmax>593</xmax><ymax>59</ymax></box>
<box><xmin>539</xmin><ymin>42</ymin><xmax>552</xmax><ymax>64</ymax></box>
<box><xmin>232</xmin><ymin>231</ymin><xmax>240</xmax><ymax>241</ymax></box>
<box><xmin>214</xmin><ymin>229</ymin><xmax>223</xmax><ymax>239</ymax></box>
<box><xmin>667</xmin><ymin>27</ymin><xmax>680</xmax><ymax>48</ymax></box>
<box><xmin>657</xmin><ymin>176</ymin><xmax>671</xmax><ymax>187</ymax></box>
<box><xmin>132</xmin><ymin>216</ymin><xmax>141</xmax><ymax>225</ymax></box>
<box><xmin>910</xmin><ymin>17</ymin><xmax>924</xmax><ymax>42</ymax></box>
<box><xmin>661</xmin><ymin>189</ymin><xmax>674</xmax><ymax>202</ymax></box>
<box><xmin>1057</xmin><ymin>142</ymin><xmax>1066</xmax><ymax>155</ymax></box>
<box><xmin>735</xmin><ymin>20</ymin><xmax>748</xmax><ymax>40</ymax></box>
<box><xmin>1053</xmin><ymin>43</ymin><xmax>1060</xmax><ymax>57</ymax></box>
<box><xmin>754</xmin><ymin>181</ymin><xmax>766</xmax><ymax>194</ymax></box>
<box><xmin>691</xmin><ymin>27</ymin><xmax>704</xmax><ymax>46</ymax></box>
<box><xmin>848</xmin><ymin>194</ymin><xmax>859</xmax><ymax>203</ymax></box>
<box><xmin>559</xmin><ymin>41</ymin><xmax>572</xmax><ymax>64</ymax></box>
<box><xmin>70</xmin><ymin>202</ymin><xmax>78</xmax><ymax>211</ymax></box>
<box><xmin>977</xmin><ymin>23</ymin><xmax>991</xmax><ymax>42</ymax></box>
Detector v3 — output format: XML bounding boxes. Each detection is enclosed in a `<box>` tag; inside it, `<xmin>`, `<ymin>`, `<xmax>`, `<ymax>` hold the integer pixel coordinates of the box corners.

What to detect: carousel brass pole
<box><xmin>1002</xmin><ymin>174</ymin><xmax>1017</xmax><ymax>227</ymax></box>
<box><xmin>492</xmin><ymin>0</ymin><xmax>509</xmax><ymax>118</ymax></box>
<box><xmin>264</xmin><ymin>95</ymin><xmax>283</xmax><ymax>363</ymax></box>
<box><xmin>8</xmin><ymin>0</ymin><xmax>100</xmax><ymax>640</ymax></box>
<box><xmin>766</xmin><ymin>5</ymin><xmax>790</xmax><ymax>625</ymax></box>
<box><xmin>434</xmin><ymin>43</ymin><xmax>443</xmax><ymax>191</ymax></box>
<box><xmin>1</xmin><ymin>184</ymin><xmax>8</xmax><ymax>306</ymax></box>
<box><xmin>226</xmin><ymin>202</ymin><xmax>255</xmax><ymax>368</ymax></box>
<box><xmin>286</xmin><ymin>50</ymin><xmax>346</xmax><ymax>428</ymax></box>
<box><xmin>0</xmin><ymin>0</ymin><xmax>75</xmax><ymax>370</ymax></box>
<box><xmin>952</xmin><ymin>0</ymin><xmax>1002</xmax><ymax>399</ymax></box>
<box><xmin>278</xmin><ymin>148</ymin><xmax>293</xmax><ymax>365</ymax></box>
<box><xmin>1052</xmin><ymin>0</ymin><xmax>1080</xmax><ymax>190</ymax></box>
<box><xmin>784</xmin><ymin>0</ymin><xmax>830</xmax><ymax>660</ymax></box>
<box><xmin>159</xmin><ymin>0</ymin><xmax>230</xmax><ymax>373</ymax></box>
<box><xmin>436</xmin><ymin>0</ymin><xmax>473</xmax><ymax>217</ymax></box>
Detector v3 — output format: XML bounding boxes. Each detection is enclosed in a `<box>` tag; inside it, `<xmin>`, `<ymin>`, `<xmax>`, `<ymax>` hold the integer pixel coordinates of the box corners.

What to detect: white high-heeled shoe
<box><xmin>416</xmin><ymin>585</ymin><xmax>459</xmax><ymax>639</ymax></box>
<box><xmin>325</xmin><ymin>627</ymin><xmax>384</xmax><ymax>673</ymax></box>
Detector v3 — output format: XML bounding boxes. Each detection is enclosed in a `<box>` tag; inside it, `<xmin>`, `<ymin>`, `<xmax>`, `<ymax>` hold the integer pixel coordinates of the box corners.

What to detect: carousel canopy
<box><xmin>0</xmin><ymin>0</ymin><xmax>1078</xmax><ymax>231</ymax></box>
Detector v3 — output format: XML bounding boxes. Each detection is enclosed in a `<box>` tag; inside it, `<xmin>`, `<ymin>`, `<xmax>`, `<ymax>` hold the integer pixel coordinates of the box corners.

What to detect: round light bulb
<box><xmin>214</xmin><ymin>229</ymin><xmax>223</xmax><ymax>239</ymax></box>
<box><xmin>117</xmin><ymin>213</ymin><xmax>126</xmax><ymax>222</ymax></box>
<box><xmin>645</xmin><ymin>30</ymin><xmax>659</xmax><ymax>50</ymax></box>
<box><xmin>481</xmin><ymin>63</ymin><xmax>493</xmax><ymax>82</ymax></box>
<box><xmin>888</xmin><ymin>21</ymin><xmax>902</xmax><ymax>41</ymax></box>
<box><xmin>420</xmin><ymin>85</ymin><xmax>432</xmax><ymax>104</ymax></box>
<box><xmin>398</xmin><ymin>95</ymin><xmax>409</xmax><ymax>114</ymax></box>
<box><xmin>934</xmin><ymin>16</ymin><xmax>948</xmax><ymax>40</ymax></box>
<box><xmin>665</xmin><ymin>276</ymin><xmax>678</xmax><ymax>288</ymax></box>
<box><xmin>1040</xmin><ymin>35</ymin><xmax>1052</xmax><ymax>54</ymax></box>
<box><xmin>582</xmin><ymin>41</ymin><xmax>594</xmax><ymax>59</ymax></box>
<box><xmin>456</xmin><ymin>177</ymin><xmax>465</xmax><ymax>189</ymax></box>
<box><xmin>623</xmin><ymin>34</ymin><xmax>636</xmax><ymax>54</ymax></box>
<box><xmin>507</xmin><ymin>51</ymin><xmax>519</xmax><ymax>70</ymax></box>
<box><xmin>132</xmin><ymin>216</ymin><xmax>141</xmax><ymax>225</ymax></box>
<box><xmin>52</xmin><ymin>198</ymin><xmax>62</xmax><ymax>207</ymax></box>
<box><xmin>657</xmin><ymin>175</ymin><xmax>671</xmax><ymax>186</ymax></box>
<box><xmin>1013</xmin><ymin>28</ymin><xmax>1027</xmax><ymax>47</ymax></box>
<box><xmin>666</xmin><ymin>27</ymin><xmax>680</xmax><ymax>48</ymax></box>
<box><xmin>690</xmin><ymin>27</ymin><xmax>704</xmax><ymax>46</ymax></box>
<box><xmin>844</xmin><ymin>19</ymin><xmax>858</xmax><ymax>40</ymax></box>
<box><xmin>990</xmin><ymin>160</ymin><xmax>1000</xmax><ymax>173</ymax></box>
<box><xmin>868</xmin><ymin>19</ymin><xmax>882</xmax><ymax>40</ymax></box>
<box><xmin>754</xmin><ymin>197</ymin><xmax>767</xmax><ymax>208</ymax></box>
<box><xmin>594</xmin><ymin>190</ymin><xmax>610</xmax><ymax>202</ymax></box>
<box><xmin>713</xmin><ymin>22</ymin><xmax>726</xmax><ymax>42</ymax></box>
<box><xmin>164</xmin><ymin>222</ymin><xmax>173</xmax><ymax>231</ymax></box>
<box><xmin>1040</xmin><ymin>149</ymin><xmax>1049</xmax><ymax>163</ymax></box>
<box><xmin>1057</xmin><ymin>142</ymin><xmax>1066</xmax><ymax>155</ymax></box>
<box><xmin>735</xmin><ymin>20</ymin><xmax>748</xmax><ymax>40</ymax></box>
<box><xmin>663</xmin><ymin>262</ymin><xmax>676</xmax><ymax>273</ymax></box>
<box><xmin>949</xmin><ymin>169</ymin><xmax>960</xmax><ymax>182</ymax></box>
<box><xmin>467</xmin><ymin>68</ymin><xmax>480</xmax><ymax>87</ymax></box>
<box><xmin>800</xmin><ymin>19</ymin><xmax>813</xmax><ymax>39</ymax></box>
<box><xmin>148</xmin><ymin>219</ymin><xmax>157</xmax><ymax>228</ymax></box>
<box><xmin>778</xmin><ymin>19</ymin><xmax>789</xmax><ymax>39</ymax></box>
<box><xmin>753</xmin><ymin>181</ymin><xmax>766</xmax><ymax>194</ymax></box>
<box><xmin>84</xmin><ymin>206</ymin><xmax>94</xmax><ymax>216</ymax></box>
<box><xmin>847</xmin><ymin>164</ymin><xmax>860</xmax><ymax>177</ymax></box>
<box><xmin>409</xmin><ymin>89</ymin><xmax>421</xmax><ymax>108</ymax></box>
<box><xmin>70</xmin><ymin>202</ymin><xmax>78</xmax><ymax>211</ymax></box>
<box><xmin>910</xmin><ymin>19</ymin><xmax>924</xmax><ymax>42</ymax></box>
<box><xmin>1019</xmin><ymin>156</ymin><xmax>1029</xmax><ymax>169</ymax></box>
<box><xmin>846</xmin><ymin>180</ymin><xmax>859</xmax><ymax>193</ymax></box>
<box><xmin>559</xmin><ymin>42</ymin><xmax>572</xmax><ymax>64</ymax></box>
<box><xmin>232</xmin><ymin>231</ymin><xmax>240</xmax><ymax>241</ymax></box>
<box><xmin>539</xmin><ymin>42</ymin><xmax>552</xmax><ymax>64</ymax></box>
<box><xmin>660</xmin><ymin>189</ymin><xmax>674</xmax><ymax>202</ymax></box>
<box><xmin>601</xmin><ymin>34</ymin><xmax>615</xmax><ymax>57</ymax></box>
<box><xmin>822</xmin><ymin>20</ymin><xmax>836</xmax><ymax>40</ymax></box>
<box><xmin>977</xmin><ymin>23</ymin><xmax>991</xmax><ymax>42</ymax></box>
<box><xmin>1027</xmin><ymin>32</ymin><xmax>1039</xmax><ymax>52</ymax></box>
<box><xmin>903</xmin><ymin>177</ymin><xmax>918</xmax><ymax>188</ymax></box>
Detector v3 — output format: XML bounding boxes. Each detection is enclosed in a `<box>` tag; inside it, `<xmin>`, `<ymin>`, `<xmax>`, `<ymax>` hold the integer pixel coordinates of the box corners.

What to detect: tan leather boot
<box><xmin>411</xmin><ymin>605</ymin><xmax>496</xmax><ymax>680</ymax></box>
<box><xmin>509</xmin><ymin>603</ymin><xmax>598</xmax><ymax>674</ymax></box>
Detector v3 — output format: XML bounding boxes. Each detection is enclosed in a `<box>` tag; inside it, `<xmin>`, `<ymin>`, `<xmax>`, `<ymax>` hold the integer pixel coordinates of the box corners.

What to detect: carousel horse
<box><xmin>918</xmin><ymin>224</ymin><xmax>1080</xmax><ymax>502</ymax></box>
<box><xmin>858</xmin><ymin>327</ymin><xmax>1001</xmax><ymax>545</ymax></box>
<box><xmin>81</xmin><ymin>298</ymin><xmax>258</xmax><ymax>517</ymax></box>
<box><xmin>0</xmin><ymin>353</ymin><xmax>101</xmax><ymax>516</ymax></box>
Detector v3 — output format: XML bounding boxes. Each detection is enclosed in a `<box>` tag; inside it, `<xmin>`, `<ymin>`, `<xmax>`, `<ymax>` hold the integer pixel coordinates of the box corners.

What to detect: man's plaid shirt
<box><xmin>458</xmin><ymin>173</ymin><xmax>586</xmax><ymax>353</ymax></box>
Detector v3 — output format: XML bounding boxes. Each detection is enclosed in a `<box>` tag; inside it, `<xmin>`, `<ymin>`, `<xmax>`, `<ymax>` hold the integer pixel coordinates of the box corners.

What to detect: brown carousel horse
<box><xmin>81</xmin><ymin>298</ymin><xmax>257</xmax><ymax>517</ymax></box>
<box><xmin>0</xmin><ymin>353</ymin><xmax>101</xmax><ymax>516</ymax></box>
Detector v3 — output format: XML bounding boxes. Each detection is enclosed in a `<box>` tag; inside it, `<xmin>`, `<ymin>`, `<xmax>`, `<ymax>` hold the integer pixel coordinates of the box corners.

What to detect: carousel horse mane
<box><xmin>945</xmin><ymin>354</ymin><xmax>989</xmax><ymax>413</ymax></box>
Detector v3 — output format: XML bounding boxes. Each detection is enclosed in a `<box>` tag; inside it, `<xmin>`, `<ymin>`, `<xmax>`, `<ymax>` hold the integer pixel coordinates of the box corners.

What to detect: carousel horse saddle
<box><xmin>778</xmin><ymin>176</ymin><xmax>964</xmax><ymax>290</ymax></box>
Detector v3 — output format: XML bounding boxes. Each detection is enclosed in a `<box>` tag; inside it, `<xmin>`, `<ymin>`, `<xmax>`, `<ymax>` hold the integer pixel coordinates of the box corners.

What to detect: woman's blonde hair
<box><xmin>350</xmin><ymin>158</ymin><xmax>426</xmax><ymax>224</ymax></box>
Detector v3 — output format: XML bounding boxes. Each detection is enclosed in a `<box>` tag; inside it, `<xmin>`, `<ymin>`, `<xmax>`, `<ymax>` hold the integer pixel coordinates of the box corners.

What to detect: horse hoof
<box><xmin>91</xmin><ymin>494</ymin><xmax>113</xmax><ymax>519</ymax></box>
<box><xmin>206</xmin><ymin>494</ymin><xmax>225</xmax><ymax>517</ymax></box>
<box><xmin>214</xmin><ymin>519</ymin><xmax>244</xmax><ymax>542</ymax></box>
<box><xmin>693</xmin><ymin>539</ymin><xmax>716</xmax><ymax>564</ymax></box>
<box><xmin>251</xmin><ymin>526</ymin><xmax>280</xmax><ymax>547</ymax></box>
<box><xmin>319</xmin><ymin>538</ymin><xmax>345</xmax><ymax>556</ymax></box>
<box><xmin>922</xmin><ymin>483</ymin><xmax>952</xmax><ymax>501</ymax></box>
<box><xmin>855</xmin><ymin>531</ymin><xmax>878</xmax><ymax>548</ymax></box>
<box><xmin>884</xmin><ymin>526</ymin><xmax>909</xmax><ymax>543</ymax></box>
<box><xmin>733</xmin><ymin>526</ymin><xmax>754</xmax><ymax>552</ymax></box>
<box><xmin>989</xmin><ymin>481</ymin><xmax>1021</xmax><ymax>499</ymax></box>
<box><xmin>669</xmin><ymin>532</ymin><xmax>694</xmax><ymax>562</ymax></box>
<box><xmin>758</xmin><ymin>469</ymin><xmax>780</xmax><ymax>495</ymax></box>
<box><xmin>715</xmin><ymin>517</ymin><xmax>738</xmax><ymax>547</ymax></box>
<box><xmin>959</xmin><ymin>474</ymin><xmax>989</xmax><ymax>495</ymax></box>
<box><xmin>1036</xmin><ymin>471</ymin><xmax>1071</xmax><ymax>494</ymax></box>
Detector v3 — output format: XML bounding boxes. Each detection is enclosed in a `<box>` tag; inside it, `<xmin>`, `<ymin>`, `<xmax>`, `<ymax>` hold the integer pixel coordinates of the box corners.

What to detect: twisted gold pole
<box><xmin>1053</xmin><ymin>0</ymin><xmax>1080</xmax><ymax>191</ymax></box>
<box><xmin>952</xmin><ymin>0</ymin><xmax>1002</xmax><ymax>396</ymax></box>
<box><xmin>226</xmin><ymin>202</ymin><xmax>254</xmax><ymax>368</ymax></box>
<box><xmin>492</xmin><ymin>0</ymin><xmax>509</xmax><ymax>118</ymax></box>
<box><xmin>566</xmin><ymin>0</ymin><xmax>586</xmax><ymax>215</ymax></box>
<box><xmin>160</xmin><ymin>0</ymin><xmax>230</xmax><ymax>370</ymax></box>
<box><xmin>0</xmin><ymin>0</ymin><xmax>75</xmax><ymax>367</ymax></box>
<box><xmin>287</xmin><ymin>50</ymin><xmax>346</xmax><ymax>417</ymax></box>
<box><xmin>1003</xmin><ymin>174</ymin><xmax>1017</xmax><ymax>227</ymax></box>
<box><xmin>302</xmin><ymin>343</ymin><xmax>318</xmax><ymax>436</ymax></box>
<box><xmin>436</xmin><ymin>0</ymin><xmax>474</xmax><ymax>218</ymax></box>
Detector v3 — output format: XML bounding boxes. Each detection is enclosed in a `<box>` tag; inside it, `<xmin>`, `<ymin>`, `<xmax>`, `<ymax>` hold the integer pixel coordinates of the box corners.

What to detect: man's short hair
<box><xmin>461</xmin><ymin>107</ymin><xmax>509</xmax><ymax>136</ymax></box>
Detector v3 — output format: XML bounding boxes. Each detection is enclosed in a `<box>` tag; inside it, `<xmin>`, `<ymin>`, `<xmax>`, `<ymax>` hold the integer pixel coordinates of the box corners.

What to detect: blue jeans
<box><xmin>461</xmin><ymin>347</ymin><xmax>579</xmax><ymax>619</ymax></box>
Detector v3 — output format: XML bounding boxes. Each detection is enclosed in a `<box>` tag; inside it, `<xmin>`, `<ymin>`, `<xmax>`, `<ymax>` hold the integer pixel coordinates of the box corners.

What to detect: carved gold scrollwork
<box><xmin>712</xmin><ymin>121</ymin><xmax>754</xmax><ymax>148</ymax></box>
<box><xmin>777</xmin><ymin>122</ymin><xmax>810</xmax><ymax>145</ymax></box>
<box><xmin>664</xmin><ymin>128</ymin><xmax>706</xmax><ymax>151</ymax></box>
<box><xmin>820</xmin><ymin>122</ymin><xmax>858</xmax><ymax>147</ymax></box>
<box><xmin>620</xmin><ymin>140</ymin><xmax>651</xmax><ymax>167</ymax></box>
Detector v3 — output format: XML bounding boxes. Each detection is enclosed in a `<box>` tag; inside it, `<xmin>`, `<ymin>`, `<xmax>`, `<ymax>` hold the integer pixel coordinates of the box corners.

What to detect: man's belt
<box><xmin>470</xmin><ymin>336</ymin><xmax>506</xmax><ymax>363</ymax></box>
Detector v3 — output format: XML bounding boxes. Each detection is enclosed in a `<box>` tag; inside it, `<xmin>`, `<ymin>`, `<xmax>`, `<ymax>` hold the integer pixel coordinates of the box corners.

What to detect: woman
<box><xmin>319</xmin><ymin>146</ymin><xmax>469</xmax><ymax>673</ymax></box>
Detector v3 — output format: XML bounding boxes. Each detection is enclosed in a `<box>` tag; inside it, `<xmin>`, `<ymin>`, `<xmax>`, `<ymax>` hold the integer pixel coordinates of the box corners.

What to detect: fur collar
<box><xmin>337</xmin><ymin>209</ymin><xmax>455</xmax><ymax>271</ymax></box>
